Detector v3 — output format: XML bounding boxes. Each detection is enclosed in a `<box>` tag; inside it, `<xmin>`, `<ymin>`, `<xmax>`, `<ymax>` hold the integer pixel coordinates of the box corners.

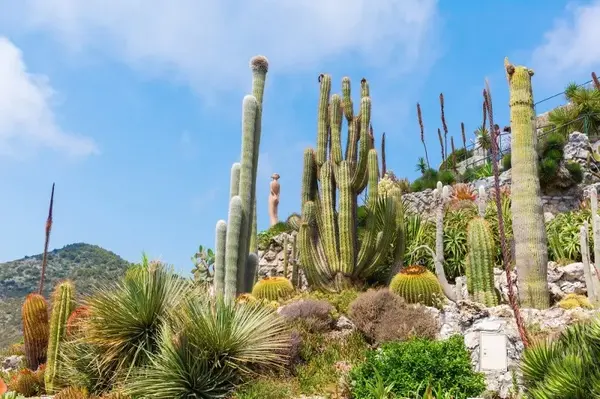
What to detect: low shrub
<box><xmin>279</xmin><ymin>299</ymin><xmax>334</xmax><ymax>333</ymax></box>
<box><xmin>349</xmin><ymin>335</ymin><xmax>486</xmax><ymax>399</ymax></box>
<box><xmin>348</xmin><ymin>289</ymin><xmax>438</xmax><ymax>345</ymax></box>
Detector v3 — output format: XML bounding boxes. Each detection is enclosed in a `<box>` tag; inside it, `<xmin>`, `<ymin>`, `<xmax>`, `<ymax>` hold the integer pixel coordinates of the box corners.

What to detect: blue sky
<box><xmin>1</xmin><ymin>0</ymin><xmax>599</xmax><ymax>276</ymax></box>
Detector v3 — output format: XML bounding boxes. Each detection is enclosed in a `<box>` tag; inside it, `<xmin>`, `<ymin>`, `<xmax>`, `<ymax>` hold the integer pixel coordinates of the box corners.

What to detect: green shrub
<box><xmin>438</xmin><ymin>169</ymin><xmax>456</xmax><ymax>185</ymax></box>
<box><xmin>349</xmin><ymin>335</ymin><xmax>486</xmax><ymax>399</ymax></box>
<box><xmin>439</xmin><ymin>148</ymin><xmax>473</xmax><ymax>171</ymax></box>
<box><xmin>411</xmin><ymin>168</ymin><xmax>455</xmax><ymax>192</ymax></box>
<box><xmin>565</xmin><ymin>161</ymin><xmax>583</xmax><ymax>184</ymax></box>
<box><xmin>257</xmin><ymin>222</ymin><xmax>292</xmax><ymax>249</ymax></box>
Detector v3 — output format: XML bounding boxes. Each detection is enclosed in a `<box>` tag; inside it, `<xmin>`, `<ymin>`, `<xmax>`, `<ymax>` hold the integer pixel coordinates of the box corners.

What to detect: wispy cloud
<box><xmin>8</xmin><ymin>0</ymin><xmax>441</xmax><ymax>99</ymax></box>
<box><xmin>531</xmin><ymin>0</ymin><xmax>600</xmax><ymax>81</ymax></box>
<box><xmin>0</xmin><ymin>37</ymin><xmax>99</xmax><ymax>158</ymax></box>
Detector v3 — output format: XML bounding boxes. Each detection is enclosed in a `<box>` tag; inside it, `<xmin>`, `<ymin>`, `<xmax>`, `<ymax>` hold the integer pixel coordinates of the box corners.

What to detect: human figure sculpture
<box><xmin>269</xmin><ymin>173</ymin><xmax>280</xmax><ymax>226</ymax></box>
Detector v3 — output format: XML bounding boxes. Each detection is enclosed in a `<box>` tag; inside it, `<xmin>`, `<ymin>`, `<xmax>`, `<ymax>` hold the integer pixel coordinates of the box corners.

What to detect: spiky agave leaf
<box><xmin>124</xmin><ymin>294</ymin><xmax>289</xmax><ymax>398</ymax></box>
<box><xmin>83</xmin><ymin>263</ymin><xmax>192</xmax><ymax>377</ymax></box>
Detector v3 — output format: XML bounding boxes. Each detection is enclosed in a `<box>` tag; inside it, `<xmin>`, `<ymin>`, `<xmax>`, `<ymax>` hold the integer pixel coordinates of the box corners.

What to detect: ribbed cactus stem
<box><xmin>433</xmin><ymin>182</ymin><xmax>456</xmax><ymax>302</ymax></box>
<box><xmin>580</xmin><ymin>222</ymin><xmax>596</xmax><ymax>304</ymax></box>
<box><xmin>224</xmin><ymin>196</ymin><xmax>243</xmax><ymax>302</ymax></box>
<box><xmin>291</xmin><ymin>235</ymin><xmax>298</xmax><ymax>288</ymax></box>
<box><xmin>214</xmin><ymin>220</ymin><xmax>227</xmax><ymax>296</ymax></box>
<box><xmin>283</xmin><ymin>235</ymin><xmax>289</xmax><ymax>278</ymax></box>
<box><xmin>478</xmin><ymin>185</ymin><xmax>487</xmax><ymax>217</ymax></box>
<box><xmin>505</xmin><ymin>58</ymin><xmax>550</xmax><ymax>309</ymax></box>
<box><xmin>590</xmin><ymin>188</ymin><xmax>600</xmax><ymax>267</ymax></box>
<box><xmin>466</xmin><ymin>218</ymin><xmax>498</xmax><ymax>306</ymax></box>
<box><xmin>593</xmin><ymin>215</ymin><xmax>600</xmax><ymax>303</ymax></box>
<box><xmin>22</xmin><ymin>293</ymin><xmax>49</xmax><ymax>370</ymax></box>
<box><xmin>245</xmin><ymin>253</ymin><xmax>258</xmax><ymax>293</ymax></box>
<box><xmin>45</xmin><ymin>281</ymin><xmax>76</xmax><ymax>393</ymax></box>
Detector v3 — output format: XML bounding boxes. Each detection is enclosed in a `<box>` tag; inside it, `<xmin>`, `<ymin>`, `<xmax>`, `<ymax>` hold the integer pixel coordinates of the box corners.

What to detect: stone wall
<box><xmin>257</xmin><ymin>231</ymin><xmax>308</xmax><ymax>290</ymax></box>
<box><xmin>403</xmin><ymin>132</ymin><xmax>599</xmax><ymax>219</ymax></box>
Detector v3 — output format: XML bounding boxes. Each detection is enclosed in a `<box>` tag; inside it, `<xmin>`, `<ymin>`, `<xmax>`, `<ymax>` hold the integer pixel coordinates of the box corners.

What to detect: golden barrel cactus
<box><xmin>251</xmin><ymin>277</ymin><xmax>294</xmax><ymax>301</ymax></box>
<box><xmin>389</xmin><ymin>265</ymin><xmax>443</xmax><ymax>306</ymax></box>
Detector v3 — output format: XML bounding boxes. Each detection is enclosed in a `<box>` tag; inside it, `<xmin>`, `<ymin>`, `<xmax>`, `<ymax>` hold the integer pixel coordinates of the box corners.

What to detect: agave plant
<box><xmin>124</xmin><ymin>294</ymin><xmax>289</xmax><ymax>398</ymax></box>
<box><xmin>521</xmin><ymin>317</ymin><xmax>600</xmax><ymax>398</ymax></box>
<box><xmin>83</xmin><ymin>261</ymin><xmax>192</xmax><ymax>378</ymax></box>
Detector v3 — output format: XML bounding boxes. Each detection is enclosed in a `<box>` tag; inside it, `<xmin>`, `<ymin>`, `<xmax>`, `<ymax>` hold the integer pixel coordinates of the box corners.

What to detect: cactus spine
<box><xmin>505</xmin><ymin>58</ymin><xmax>550</xmax><ymax>309</ymax></box>
<box><xmin>214</xmin><ymin>56</ymin><xmax>268</xmax><ymax>302</ymax></box>
<box><xmin>45</xmin><ymin>281</ymin><xmax>76</xmax><ymax>393</ymax></box>
<box><xmin>432</xmin><ymin>182</ymin><xmax>456</xmax><ymax>302</ymax></box>
<box><xmin>298</xmin><ymin>75</ymin><xmax>403</xmax><ymax>291</ymax></box>
<box><xmin>22</xmin><ymin>293</ymin><xmax>49</xmax><ymax>370</ymax></box>
<box><xmin>466</xmin><ymin>218</ymin><xmax>498</xmax><ymax>306</ymax></box>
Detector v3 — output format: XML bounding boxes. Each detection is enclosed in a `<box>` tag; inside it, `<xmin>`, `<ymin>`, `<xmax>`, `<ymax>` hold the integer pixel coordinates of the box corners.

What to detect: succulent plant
<box><xmin>465</xmin><ymin>217</ymin><xmax>498</xmax><ymax>307</ymax></box>
<box><xmin>22</xmin><ymin>293</ymin><xmax>49</xmax><ymax>370</ymax></box>
<box><xmin>252</xmin><ymin>277</ymin><xmax>294</xmax><ymax>301</ymax></box>
<box><xmin>389</xmin><ymin>265</ymin><xmax>444</xmax><ymax>306</ymax></box>
<box><xmin>54</xmin><ymin>386</ymin><xmax>89</xmax><ymax>399</ymax></box>
<box><xmin>9</xmin><ymin>369</ymin><xmax>42</xmax><ymax>397</ymax></box>
<box><xmin>558</xmin><ymin>293</ymin><xmax>593</xmax><ymax>309</ymax></box>
<box><xmin>298</xmin><ymin>75</ymin><xmax>404</xmax><ymax>291</ymax></box>
<box><xmin>214</xmin><ymin>56</ymin><xmax>269</xmax><ymax>302</ymax></box>
<box><xmin>505</xmin><ymin>58</ymin><xmax>550</xmax><ymax>309</ymax></box>
<box><xmin>46</xmin><ymin>281</ymin><xmax>76</xmax><ymax>393</ymax></box>
<box><xmin>66</xmin><ymin>306</ymin><xmax>91</xmax><ymax>337</ymax></box>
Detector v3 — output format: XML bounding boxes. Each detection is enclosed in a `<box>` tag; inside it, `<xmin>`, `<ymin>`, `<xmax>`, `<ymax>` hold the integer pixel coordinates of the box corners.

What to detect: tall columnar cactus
<box><xmin>214</xmin><ymin>56</ymin><xmax>268</xmax><ymax>302</ymax></box>
<box><xmin>432</xmin><ymin>182</ymin><xmax>456</xmax><ymax>302</ymax></box>
<box><xmin>505</xmin><ymin>58</ymin><xmax>550</xmax><ymax>309</ymax></box>
<box><xmin>45</xmin><ymin>281</ymin><xmax>76</xmax><ymax>393</ymax></box>
<box><xmin>580</xmin><ymin>221</ymin><xmax>598</xmax><ymax>304</ymax></box>
<box><xmin>298</xmin><ymin>75</ymin><xmax>404</xmax><ymax>291</ymax></box>
<box><xmin>587</xmin><ymin>187</ymin><xmax>600</xmax><ymax>303</ymax></box>
<box><xmin>465</xmin><ymin>218</ymin><xmax>498</xmax><ymax>306</ymax></box>
<box><xmin>22</xmin><ymin>293</ymin><xmax>49</xmax><ymax>370</ymax></box>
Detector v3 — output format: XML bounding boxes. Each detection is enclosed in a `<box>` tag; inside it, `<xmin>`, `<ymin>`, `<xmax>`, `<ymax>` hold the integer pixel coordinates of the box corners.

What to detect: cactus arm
<box><xmin>45</xmin><ymin>281</ymin><xmax>75</xmax><ymax>393</ymax></box>
<box><xmin>351</xmin><ymin>96</ymin><xmax>371</xmax><ymax>193</ymax></box>
<box><xmin>229</xmin><ymin>163</ymin><xmax>241</xmax><ymax>199</ymax></box>
<box><xmin>213</xmin><ymin>220</ymin><xmax>227</xmax><ymax>296</ymax></box>
<box><xmin>316</xmin><ymin>74</ymin><xmax>331</xmax><ymax>167</ymax></box>
<box><xmin>505</xmin><ymin>58</ymin><xmax>550</xmax><ymax>309</ymax></box>
<box><xmin>224</xmin><ymin>196</ymin><xmax>243</xmax><ymax>302</ymax></box>
<box><xmin>329</xmin><ymin>94</ymin><xmax>344</xmax><ymax>166</ymax></box>
<box><xmin>319</xmin><ymin>161</ymin><xmax>341</xmax><ymax>271</ymax></box>
<box><xmin>244</xmin><ymin>253</ymin><xmax>259</xmax><ymax>293</ymax></box>
<box><xmin>338</xmin><ymin>161</ymin><xmax>356</xmax><ymax>275</ymax></box>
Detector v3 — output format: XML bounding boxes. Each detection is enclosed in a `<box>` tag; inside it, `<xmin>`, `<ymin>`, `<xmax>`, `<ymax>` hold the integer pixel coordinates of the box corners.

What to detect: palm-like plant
<box><xmin>474</xmin><ymin>126</ymin><xmax>491</xmax><ymax>151</ymax></box>
<box><xmin>549</xmin><ymin>84</ymin><xmax>600</xmax><ymax>137</ymax></box>
<box><xmin>124</xmin><ymin>295</ymin><xmax>289</xmax><ymax>398</ymax></box>
<box><xmin>521</xmin><ymin>318</ymin><xmax>600</xmax><ymax>398</ymax></box>
<box><xmin>415</xmin><ymin>157</ymin><xmax>427</xmax><ymax>175</ymax></box>
<box><xmin>84</xmin><ymin>262</ymin><xmax>192</xmax><ymax>378</ymax></box>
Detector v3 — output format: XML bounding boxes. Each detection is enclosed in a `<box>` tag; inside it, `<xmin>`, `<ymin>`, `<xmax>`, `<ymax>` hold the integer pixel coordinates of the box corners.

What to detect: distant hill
<box><xmin>0</xmin><ymin>243</ymin><xmax>133</xmax><ymax>349</ymax></box>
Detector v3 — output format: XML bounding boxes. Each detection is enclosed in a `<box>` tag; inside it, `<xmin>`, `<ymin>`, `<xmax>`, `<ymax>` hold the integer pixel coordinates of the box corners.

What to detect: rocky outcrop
<box><xmin>257</xmin><ymin>231</ymin><xmax>308</xmax><ymax>289</ymax></box>
<box><xmin>433</xmin><ymin>300</ymin><xmax>599</xmax><ymax>398</ymax></box>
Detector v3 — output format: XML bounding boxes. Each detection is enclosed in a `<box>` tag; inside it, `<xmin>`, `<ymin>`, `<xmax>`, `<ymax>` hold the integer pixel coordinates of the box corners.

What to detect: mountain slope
<box><xmin>0</xmin><ymin>243</ymin><xmax>133</xmax><ymax>349</ymax></box>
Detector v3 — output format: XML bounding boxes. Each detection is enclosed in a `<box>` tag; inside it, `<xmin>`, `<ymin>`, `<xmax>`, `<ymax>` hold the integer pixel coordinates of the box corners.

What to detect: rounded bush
<box><xmin>389</xmin><ymin>265</ymin><xmax>443</xmax><ymax>306</ymax></box>
<box><xmin>252</xmin><ymin>277</ymin><xmax>294</xmax><ymax>301</ymax></box>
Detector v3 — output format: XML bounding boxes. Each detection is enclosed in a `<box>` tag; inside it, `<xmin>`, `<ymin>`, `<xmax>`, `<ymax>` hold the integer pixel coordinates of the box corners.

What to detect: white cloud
<box><xmin>0</xmin><ymin>37</ymin><xmax>98</xmax><ymax>158</ymax></box>
<box><xmin>9</xmin><ymin>0</ymin><xmax>440</xmax><ymax>96</ymax></box>
<box><xmin>531</xmin><ymin>0</ymin><xmax>600</xmax><ymax>79</ymax></box>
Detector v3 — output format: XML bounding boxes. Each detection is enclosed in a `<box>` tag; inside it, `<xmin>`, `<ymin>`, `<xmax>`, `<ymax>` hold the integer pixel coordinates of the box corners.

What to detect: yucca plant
<box><xmin>83</xmin><ymin>261</ymin><xmax>191</xmax><ymax>378</ymax></box>
<box><xmin>521</xmin><ymin>318</ymin><xmax>600</xmax><ymax>398</ymax></box>
<box><xmin>124</xmin><ymin>294</ymin><xmax>289</xmax><ymax>398</ymax></box>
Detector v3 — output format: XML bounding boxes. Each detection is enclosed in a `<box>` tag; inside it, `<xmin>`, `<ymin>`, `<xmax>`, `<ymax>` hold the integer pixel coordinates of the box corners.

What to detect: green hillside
<box><xmin>0</xmin><ymin>243</ymin><xmax>132</xmax><ymax>349</ymax></box>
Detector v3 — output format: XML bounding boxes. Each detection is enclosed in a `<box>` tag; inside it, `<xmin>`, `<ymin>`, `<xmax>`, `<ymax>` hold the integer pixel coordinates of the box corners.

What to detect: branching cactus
<box><xmin>22</xmin><ymin>293</ymin><xmax>49</xmax><ymax>370</ymax></box>
<box><xmin>214</xmin><ymin>56</ymin><xmax>268</xmax><ymax>302</ymax></box>
<box><xmin>505</xmin><ymin>58</ymin><xmax>550</xmax><ymax>309</ymax></box>
<box><xmin>45</xmin><ymin>281</ymin><xmax>75</xmax><ymax>393</ymax></box>
<box><xmin>298</xmin><ymin>75</ymin><xmax>404</xmax><ymax>291</ymax></box>
<box><xmin>466</xmin><ymin>218</ymin><xmax>498</xmax><ymax>306</ymax></box>
<box><xmin>432</xmin><ymin>182</ymin><xmax>457</xmax><ymax>302</ymax></box>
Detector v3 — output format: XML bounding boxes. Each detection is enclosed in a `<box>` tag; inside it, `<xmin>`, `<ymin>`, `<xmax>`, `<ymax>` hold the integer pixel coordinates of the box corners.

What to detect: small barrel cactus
<box><xmin>54</xmin><ymin>386</ymin><xmax>89</xmax><ymax>399</ymax></box>
<box><xmin>8</xmin><ymin>369</ymin><xmax>42</xmax><ymax>397</ymax></box>
<box><xmin>66</xmin><ymin>306</ymin><xmax>91</xmax><ymax>337</ymax></box>
<box><xmin>251</xmin><ymin>277</ymin><xmax>294</xmax><ymax>301</ymax></box>
<box><xmin>389</xmin><ymin>265</ymin><xmax>443</xmax><ymax>306</ymax></box>
<box><xmin>558</xmin><ymin>293</ymin><xmax>593</xmax><ymax>310</ymax></box>
<box><xmin>22</xmin><ymin>293</ymin><xmax>49</xmax><ymax>370</ymax></box>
